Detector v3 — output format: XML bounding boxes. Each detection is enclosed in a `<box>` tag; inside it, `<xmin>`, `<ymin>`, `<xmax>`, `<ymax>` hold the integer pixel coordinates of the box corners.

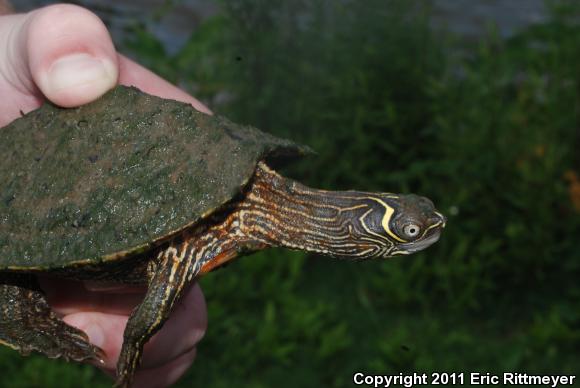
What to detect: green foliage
<box><xmin>0</xmin><ymin>347</ymin><xmax>108</xmax><ymax>388</ymax></box>
<box><xmin>2</xmin><ymin>1</ymin><xmax>579</xmax><ymax>387</ymax></box>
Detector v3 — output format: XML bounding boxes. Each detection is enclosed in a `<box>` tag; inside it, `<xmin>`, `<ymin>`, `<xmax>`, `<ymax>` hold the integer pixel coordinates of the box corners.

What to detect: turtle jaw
<box><xmin>389</xmin><ymin>228</ymin><xmax>443</xmax><ymax>256</ymax></box>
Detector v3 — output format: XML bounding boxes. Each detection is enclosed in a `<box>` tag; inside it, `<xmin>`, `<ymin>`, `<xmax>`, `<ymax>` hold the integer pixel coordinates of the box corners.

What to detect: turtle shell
<box><xmin>0</xmin><ymin>86</ymin><xmax>309</xmax><ymax>270</ymax></box>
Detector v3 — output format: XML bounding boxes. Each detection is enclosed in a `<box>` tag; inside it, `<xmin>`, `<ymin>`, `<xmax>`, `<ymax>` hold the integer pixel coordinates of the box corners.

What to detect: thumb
<box><xmin>0</xmin><ymin>4</ymin><xmax>118</xmax><ymax>113</ymax></box>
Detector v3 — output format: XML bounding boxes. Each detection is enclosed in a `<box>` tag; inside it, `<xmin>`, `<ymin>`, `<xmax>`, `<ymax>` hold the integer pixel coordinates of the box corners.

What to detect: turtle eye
<box><xmin>403</xmin><ymin>223</ymin><xmax>421</xmax><ymax>239</ymax></box>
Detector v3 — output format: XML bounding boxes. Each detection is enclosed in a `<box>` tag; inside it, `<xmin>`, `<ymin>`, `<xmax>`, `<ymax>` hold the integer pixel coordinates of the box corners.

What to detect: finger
<box><xmin>63</xmin><ymin>310</ymin><xmax>126</xmax><ymax>369</ymax></box>
<box><xmin>103</xmin><ymin>347</ymin><xmax>197</xmax><ymax>388</ymax></box>
<box><xmin>118</xmin><ymin>54</ymin><xmax>212</xmax><ymax>114</ymax></box>
<box><xmin>0</xmin><ymin>3</ymin><xmax>118</xmax><ymax>120</ymax></box>
<box><xmin>26</xmin><ymin>4</ymin><xmax>118</xmax><ymax>106</ymax></box>
<box><xmin>62</xmin><ymin>282</ymin><xmax>207</xmax><ymax>370</ymax></box>
<box><xmin>40</xmin><ymin>277</ymin><xmax>146</xmax><ymax>316</ymax></box>
<box><xmin>0</xmin><ymin>1</ymin><xmax>13</xmax><ymax>16</ymax></box>
<box><xmin>132</xmin><ymin>346</ymin><xmax>197</xmax><ymax>388</ymax></box>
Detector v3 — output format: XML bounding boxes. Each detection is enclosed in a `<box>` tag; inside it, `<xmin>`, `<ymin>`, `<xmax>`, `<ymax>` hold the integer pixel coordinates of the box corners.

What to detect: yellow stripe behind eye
<box><xmin>366</xmin><ymin>197</ymin><xmax>407</xmax><ymax>243</ymax></box>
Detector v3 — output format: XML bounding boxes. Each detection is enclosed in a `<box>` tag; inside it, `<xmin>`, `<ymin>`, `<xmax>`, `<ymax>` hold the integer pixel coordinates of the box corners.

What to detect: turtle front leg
<box><xmin>0</xmin><ymin>273</ymin><xmax>104</xmax><ymax>363</ymax></box>
<box><xmin>115</xmin><ymin>242</ymin><xmax>204</xmax><ymax>388</ymax></box>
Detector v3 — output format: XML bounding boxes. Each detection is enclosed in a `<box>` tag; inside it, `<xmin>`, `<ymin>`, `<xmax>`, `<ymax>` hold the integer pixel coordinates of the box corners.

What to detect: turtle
<box><xmin>0</xmin><ymin>85</ymin><xmax>446</xmax><ymax>387</ymax></box>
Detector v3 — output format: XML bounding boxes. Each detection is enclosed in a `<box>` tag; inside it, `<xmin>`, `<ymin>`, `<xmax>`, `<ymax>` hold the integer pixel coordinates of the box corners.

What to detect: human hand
<box><xmin>0</xmin><ymin>3</ymin><xmax>208</xmax><ymax>387</ymax></box>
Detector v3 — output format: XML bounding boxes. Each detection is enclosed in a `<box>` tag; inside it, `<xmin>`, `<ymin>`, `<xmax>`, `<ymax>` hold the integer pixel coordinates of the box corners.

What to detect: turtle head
<box><xmin>337</xmin><ymin>193</ymin><xmax>446</xmax><ymax>259</ymax></box>
<box><xmin>241</xmin><ymin>165</ymin><xmax>445</xmax><ymax>260</ymax></box>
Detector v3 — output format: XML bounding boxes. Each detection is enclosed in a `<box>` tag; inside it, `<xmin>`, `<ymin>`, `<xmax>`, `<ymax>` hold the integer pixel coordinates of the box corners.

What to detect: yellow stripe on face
<box><xmin>366</xmin><ymin>197</ymin><xmax>407</xmax><ymax>243</ymax></box>
<box><xmin>390</xmin><ymin>250</ymin><xmax>410</xmax><ymax>256</ymax></box>
<box><xmin>434</xmin><ymin>211</ymin><xmax>446</xmax><ymax>227</ymax></box>
<box><xmin>419</xmin><ymin>219</ymin><xmax>443</xmax><ymax>239</ymax></box>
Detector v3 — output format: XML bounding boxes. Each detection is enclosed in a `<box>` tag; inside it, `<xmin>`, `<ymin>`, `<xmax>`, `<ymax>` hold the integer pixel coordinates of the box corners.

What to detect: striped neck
<box><xmin>235</xmin><ymin>162</ymin><xmax>385</xmax><ymax>259</ymax></box>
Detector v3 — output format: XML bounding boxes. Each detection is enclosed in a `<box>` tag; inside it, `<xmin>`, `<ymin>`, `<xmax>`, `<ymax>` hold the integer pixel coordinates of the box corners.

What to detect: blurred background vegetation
<box><xmin>2</xmin><ymin>0</ymin><xmax>580</xmax><ymax>387</ymax></box>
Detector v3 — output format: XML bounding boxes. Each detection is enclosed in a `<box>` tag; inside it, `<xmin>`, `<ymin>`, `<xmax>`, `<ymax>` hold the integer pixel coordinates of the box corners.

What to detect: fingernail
<box><xmin>44</xmin><ymin>53</ymin><xmax>116</xmax><ymax>95</ymax></box>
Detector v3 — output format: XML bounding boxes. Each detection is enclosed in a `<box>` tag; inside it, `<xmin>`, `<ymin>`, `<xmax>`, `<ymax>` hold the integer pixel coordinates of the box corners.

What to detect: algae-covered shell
<box><xmin>0</xmin><ymin>86</ymin><xmax>309</xmax><ymax>270</ymax></box>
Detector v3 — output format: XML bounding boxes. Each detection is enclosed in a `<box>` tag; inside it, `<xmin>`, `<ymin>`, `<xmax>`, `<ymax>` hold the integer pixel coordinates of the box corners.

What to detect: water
<box><xmin>432</xmin><ymin>0</ymin><xmax>547</xmax><ymax>40</ymax></box>
<box><xmin>14</xmin><ymin>0</ymin><xmax>548</xmax><ymax>55</ymax></box>
<box><xmin>14</xmin><ymin>0</ymin><xmax>219</xmax><ymax>55</ymax></box>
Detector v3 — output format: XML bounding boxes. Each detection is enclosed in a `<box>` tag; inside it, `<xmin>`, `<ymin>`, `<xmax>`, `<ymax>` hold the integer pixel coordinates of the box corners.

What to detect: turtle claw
<box><xmin>0</xmin><ymin>274</ymin><xmax>105</xmax><ymax>364</ymax></box>
<box><xmin>8</xmin><ymin>310</ymin><xmax>106</xmax><ymax>364</ymax></box>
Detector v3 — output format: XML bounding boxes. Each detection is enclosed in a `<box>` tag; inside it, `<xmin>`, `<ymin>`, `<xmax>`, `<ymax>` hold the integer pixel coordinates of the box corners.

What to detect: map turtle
<box><xmin>0</xmin><ymin>86</ymin><xmax>446</xmax><ymax>387</ymax></box>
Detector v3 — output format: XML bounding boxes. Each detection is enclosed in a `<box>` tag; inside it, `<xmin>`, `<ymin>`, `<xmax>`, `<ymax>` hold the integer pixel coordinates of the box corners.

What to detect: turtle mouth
<box><xmin>391</xmin><ymin>230</ymin><xmax>442</xmax><ymax>255</ymax></box>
